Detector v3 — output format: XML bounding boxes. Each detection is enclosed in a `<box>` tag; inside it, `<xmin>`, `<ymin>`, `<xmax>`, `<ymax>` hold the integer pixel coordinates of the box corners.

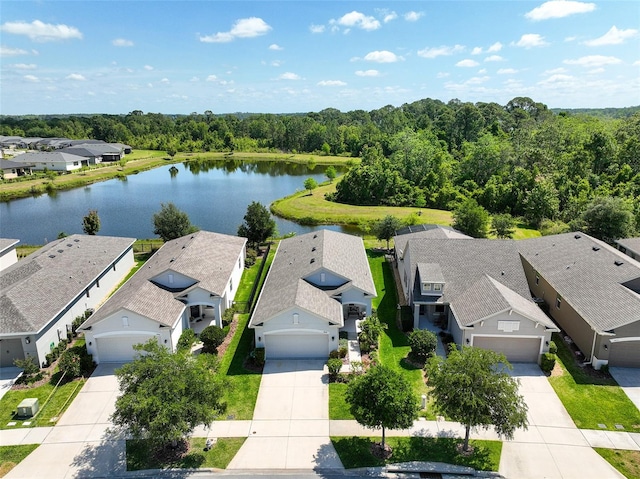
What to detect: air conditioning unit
<box><xmin>17</xmin><ymin>398</ymin><xmax>39</xmax><ymax>417</ymax></box>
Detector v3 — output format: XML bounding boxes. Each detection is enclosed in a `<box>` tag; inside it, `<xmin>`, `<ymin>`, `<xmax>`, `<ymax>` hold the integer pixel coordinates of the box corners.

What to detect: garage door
<box><xmin>609</xmin><ymin>341</ymin><xmax>640</xmax><ymax>368</ymax></box>
<box><xmin>1</xmin><ymin>338</ymin><xmax>24</xmax><ymax>368</ymax></box>
<box><xmin>96</xmin><ymin>335</ymin><xmax>152</xmax><ymax>363</ymax></box>
<box><xmin>265</xmin><ymin>333</ymin><xmax>329</xmax><ymax>359</ymax></box>
<box><xmin>473</xmin><ymin>337</ymin><xmax>541</xmax><ymax>363</ymax></box>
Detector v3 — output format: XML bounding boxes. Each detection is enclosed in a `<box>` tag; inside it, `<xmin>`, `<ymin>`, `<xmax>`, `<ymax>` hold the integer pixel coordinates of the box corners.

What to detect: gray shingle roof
<box><xmin>250</xmin><ymin>229</ymin><xmax>376</xmax><ymax>327</ymax></box>
<box><xmin>11</xmin><ymin>151</ymin><xmax>87</xmax><ymax>165</ymax></box>
<box><xmin>394</xmin><ymin>225</ymin><xmax>471</xmax><ymax>258</ymax></box>
<box><xmin>518</xmin><ymin>232</ymin><xmax>640</xmax><ymax>332</ymax></box>
<box><xmin>81</xmin><ymin>231</ymin><xmax>246</xmax><ymax>329</ymax></box>
<box><xmin>616</xmin><ymin>237</ymin><xmax>640</xmax><ymax>257</ymax></box>
<box><xmin>0</xmin><ymin>235</ymin><xmax>135</xmax><ymax>335</ymax></box>
<box><xmin>417</xmin><ymin>263</ymin><xmax>445</xmax><ymax>283</ymax></box>
<box><xmin>0</xmin><ymin>238</ymin><xmax>19</xmax><ymax>255</ymax></box>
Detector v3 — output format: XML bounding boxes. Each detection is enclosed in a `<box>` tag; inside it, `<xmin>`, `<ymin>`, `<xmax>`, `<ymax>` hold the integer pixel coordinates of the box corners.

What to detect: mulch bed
<box><xmin>215</xmin><ymin>314</ymin><xmax>240</xmax><ymax>358</ymax></box>
<box><xmin>371</xmin><ymin>441</ymin><xmax>393</xmax><ymax>459</ymax></box>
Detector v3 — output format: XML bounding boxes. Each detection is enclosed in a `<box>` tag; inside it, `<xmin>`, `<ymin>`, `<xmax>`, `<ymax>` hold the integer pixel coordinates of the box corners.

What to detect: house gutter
<box><xmin>589</xmin><ymin>328</ymin><xmax>597</xmax><ymax>364</ymax></box>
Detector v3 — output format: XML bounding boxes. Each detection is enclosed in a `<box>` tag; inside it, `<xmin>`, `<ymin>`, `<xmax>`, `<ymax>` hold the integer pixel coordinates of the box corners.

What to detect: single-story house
<box><xmin>616</xmin><ymin>237</ymin><xmax>640</xmax><ymax>261</ymax></box>
<box><xmin>0</xmin><ymin>235</ymin><xmax>135</xmax><ymax>368</ymax></box>
<box><xmin>0</xmin><ymin>159</ymin><xmax>34</xmax><ymax>179</ymax></box>
<box><xmin>394</xmin><ymin>228</ymin><xmax>558</xmax><ymax>363</ymax></box>
<box><xmin>59</xmin><ymin>146</ymin><xmax>103</xmax><ymax>165</ymax></box>
<box><xmin>34</xmin><ymin>138</ymin><xmax>73</xmax><ymax>150</ymax></box>
<box><xmin>250</xmin><ymin>229</ymin><xmax>377</xmax><ymax>360</ymax></box>
<box><xmin>519</xmin><ymin>233</ymin><xmax>640</xmax><ymax>368</ymax></box>
<box><xmin>72</xmin><ymin>143</ymin><xmax>124</xmax><ymax>161</ymax></box>
<box><xmin>11</xmin><ymin>151</ymin><xmax>86</xmax><ymax>171</ymax></box>
<box><xmin>80</xmin><ymin>231</ymin><xmax>246</xmax><ymax>363</ymax></box>
<box><xmin>0</xmin><ymin>238</ymin><xmax>19</xmax><ymax>272</ymax></box>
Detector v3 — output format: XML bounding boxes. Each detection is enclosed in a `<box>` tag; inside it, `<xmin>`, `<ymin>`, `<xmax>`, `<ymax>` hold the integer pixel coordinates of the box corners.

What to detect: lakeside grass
<box><xmin>0</xmin><ymin>444</ymin><xmax>39</xmax><ymax>477</ymax></box>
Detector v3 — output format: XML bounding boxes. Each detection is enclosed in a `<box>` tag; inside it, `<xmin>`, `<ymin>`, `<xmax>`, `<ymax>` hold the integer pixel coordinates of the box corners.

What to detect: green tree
<box><xmin>58</xmin><ymin>351</ymin><xmax>81</xmax><ymax>379</ymax></box>
<box><xmin>82</xmin><ymin>210</ymin><xmax>101</xmax><ymax>235</ymax></box>
<box><xmin>237</xmin><ymin>201</ymin><xmax>277</xmax><ymax>248</ymax></box>
<box><xmin>13</xmin><ymin>356</ymin><xmax>40</xmax><ymax>377</ymax></box>
<box><xmin>152</xmin><ymin>202</ymin><xmax>199</xmax><ymax>242</ymax></box>
<box><xmin>523</xmin><ymin>179</ymin><xmax>559</xmax><ymax>227</ymax></box>
<box><xmin>490</xmin><ymin>213</ymin><xmax>516</xmax><ymax>239</ymax></box>
<box><xmin>374</xmin><ymin>215</ymin><xmax>402</xmax><ymax>251</ymax></box>
<box><xmin>407</xmin><ymin>329</ymin><xmax>437</xmax><ymax>363</ymax></box>
<box><xmin>345</xmin><ymin>365</ymin><xmax>419</xmax><ymax>452</ymax></box>
<box><xmin>166</xmin><ymin>145</ymin><xmax>177</xmax><ymax>158</ymax></box>
<box><xmin>199</xmin><ymin>325</ymin><xmax>226</xmax><ymax>354</ymax></box>
<box><xmin>111</xmin><ymin>338</ymin><xmax>226</xmax><ymax>450</ymax></box>
<box><xmin>325</xmin><ymin>165</ymin><xmax>337</xmax><ymax>183</ymax></box>
<box><xmin>581</xmin><ymin>196</ymin><xmax>636</xmax><ymax>244</ymax></box>
<box><xmin>304</xmin><ymin>177</ymin><xmax>318</xmax><ymax>195</ymax></box>
<box><xmin>427</xmin><ymin>347</ymin><xmax>528</xmax><ymax>452</ymax></box>
<box><xmin>358</xmin><ymin>313</ymin><xmax>387</xmax><ymax>351</ymax></box>
<box><xmin>452</xmin><ymin>198</ymin><xmax>489</xmax><ymax>238</ymax></box>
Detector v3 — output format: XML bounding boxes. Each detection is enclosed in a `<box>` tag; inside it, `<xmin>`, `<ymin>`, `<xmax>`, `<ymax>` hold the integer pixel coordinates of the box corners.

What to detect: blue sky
<box><xmin>1</xmin><ymin>1</ymin><xmax>639</xmax><ymax>114</ymax></box>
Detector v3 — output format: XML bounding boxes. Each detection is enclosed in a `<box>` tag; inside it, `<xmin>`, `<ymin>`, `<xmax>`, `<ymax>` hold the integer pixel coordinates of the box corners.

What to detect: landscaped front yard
<box><xmin>0</xmin><ymin>444</ymin><xmax>39</xmax><ymax>477</ymax></box>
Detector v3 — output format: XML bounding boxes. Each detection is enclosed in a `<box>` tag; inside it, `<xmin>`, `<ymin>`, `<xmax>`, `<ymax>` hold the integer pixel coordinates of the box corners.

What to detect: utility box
<box><xmin>17</xmin><ymin>398</ymin><xmax>39</xmax><ymax>417</ymax></box>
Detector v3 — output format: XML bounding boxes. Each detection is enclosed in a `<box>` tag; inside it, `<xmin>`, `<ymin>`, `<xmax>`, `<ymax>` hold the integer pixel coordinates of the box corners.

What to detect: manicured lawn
<box><xmin>0</xmin><ymin>444</ymin><xmax>38</xmax><ymax>477</ymax></box>
<box><xmin>329</xmin><ymin>383</ymin><xmax>352</xmax><ymax>419</ymax></box>
<box><xmin>126</xmin><ymin>437</ymin><xmax>245</xmax><ymax>471</ymax></box>
<box><xmin>332</xmin><ymin>436</ymin><xmax>501</xmax><ymax>471</ymax></box>
<box><xmin>548</xmin><ymin>333</ymin><xmax>640</xmax><ymax>430</ymax></box>
<box><xmin>595</xmin><ymin>448</ymin><xmax>640</xmax><ymax>479</ymax></box>
<box><xmin>0</xmin><ymin>378</ymin><xmax>85</xmax><ymax>429</ymax></box>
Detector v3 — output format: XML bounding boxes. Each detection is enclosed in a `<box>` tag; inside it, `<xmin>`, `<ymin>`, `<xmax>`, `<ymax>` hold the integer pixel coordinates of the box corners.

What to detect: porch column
<box><xmin>414</xmin><ymin>304</ymin><xmax>420</xmax><ymax>330</ymax></box>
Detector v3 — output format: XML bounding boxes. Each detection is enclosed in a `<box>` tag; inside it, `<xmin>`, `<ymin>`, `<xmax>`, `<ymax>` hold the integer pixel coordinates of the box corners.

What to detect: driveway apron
<box><xmin>610</xmin><ymin>367</ymin><xmax>640</xmax><ymax>413</ymax></box>
<box><xmin>227</xmin><ymin>359</ymin><xmax>343</xmax><ymax>470</ymax></box>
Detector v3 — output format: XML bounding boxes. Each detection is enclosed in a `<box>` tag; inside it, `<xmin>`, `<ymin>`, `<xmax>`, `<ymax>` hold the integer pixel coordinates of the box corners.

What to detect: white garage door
<box><xmin>265</xmin><ymin>333</ymin><xmax>329</xmax><ymax>359</ymax></box>
<box><xmin>473</xmin><ymin>337</ymin><xmax>541</xmax><ymax>363</ymax></box>
<box><xmin>609</xmin><ymin>341</ymin><xmax>640</xmax><ymax>368</ymax></box>
<box><xmin>96</xmin><ymin>335</ymin><xmax>152</xmax><ymax>363</ymax></box>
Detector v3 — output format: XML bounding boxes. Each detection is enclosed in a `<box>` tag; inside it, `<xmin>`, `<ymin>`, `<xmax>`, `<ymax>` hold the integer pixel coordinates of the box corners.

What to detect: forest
<box><xmin>1</xmin><ymin>97</ymin><xmax>639</xmax><ymax>237</ymax></box>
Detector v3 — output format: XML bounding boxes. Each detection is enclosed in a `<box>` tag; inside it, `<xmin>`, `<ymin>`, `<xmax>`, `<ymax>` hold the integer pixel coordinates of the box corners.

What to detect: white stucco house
<box><xmin>249</xmin><ymin>229</ymin><xmax>377</xmax><ymax>359</ymax></box>
<box><xmin>80</xmin><ymin>231</ymin><xmax>246</xmax><ymax>363</ymax></box>
<box><xmin>0</xmin><ymin>235</ymin><xmax>135</xmax><ymax>368</ymax></box>
<box><xmin>0</xmin><ymin>238</ymin><xmax>19</xmax><ymax>272</ymax></box>
<box><xmin>11</xmin><ymin>151</ymin><xmax>87</xmax><ymax>171</ymax></box>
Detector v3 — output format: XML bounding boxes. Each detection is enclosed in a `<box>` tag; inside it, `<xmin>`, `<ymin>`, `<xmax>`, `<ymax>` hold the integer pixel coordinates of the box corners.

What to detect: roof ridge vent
<box><xmin>312</xmin><ymin>246</ymin><xmax>316</xmax><ymax>251</ymax></box>
<box><xmin>310</xmin><ymin>258</ymin><xmax>315</xmax><ymax>263</ymax></box>
<box><xmin>574</xmin><ymin>234</ymin><xmax>581</xmax><ymax>239</ymax></box>
<box><xmin>614</xmin><ymin>260</ymin><xmax>624</xmax><ymax>266</ymax></box>
<box><xmin>592</xmin><ymin>246</ymin><xmax>600</xmax><ymax>251</ymax></box>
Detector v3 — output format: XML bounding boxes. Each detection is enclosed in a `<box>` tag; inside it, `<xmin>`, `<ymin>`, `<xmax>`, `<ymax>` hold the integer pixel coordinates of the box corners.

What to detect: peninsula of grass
<box><xmin>331</xmin><ymin>436</ymin><xmax>502</xmax><ymax>471</ymax></box>
<box><xmin>0</xmin><ymin>444</ymin><xmax>39</xmax><ymax>477</ymax></box>
<box><xmin>595</xmin><ymin>448</ymin><xmax>640</xmax><ymax>479</ymax></box>
<box><xmin>548</xmin><ymin>333</ymin><xmax>640</xmax><ymax>431</ymax></box>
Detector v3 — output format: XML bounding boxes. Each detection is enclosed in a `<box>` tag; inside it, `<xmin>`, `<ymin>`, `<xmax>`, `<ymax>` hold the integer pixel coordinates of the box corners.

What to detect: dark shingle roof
<box><xmin>518</xmin><ymin>232</ymin><xmax>640</xmax><ymax>332</ymax></box>
<box><xmin>11</xmin><ymin>151</ymin><xmax>86</xmax><ymax>164</ymax></box>
<box><xmin>616</xmin><ymin>237</ymin><xmax>640</xmax><ymax>257</ymax></box>
<box><xmin>0</xmin><ymin>235</ymin><xmax>135</xmax><ymax>334</ymax></box>
<box><xmin>250</xmin><ymin>230</ymin><xmax>376</xmax><ymax>327</ymax></box>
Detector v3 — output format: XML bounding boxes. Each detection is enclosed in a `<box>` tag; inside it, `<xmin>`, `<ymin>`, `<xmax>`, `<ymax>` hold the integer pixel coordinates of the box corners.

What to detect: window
<box><xmin>122</xmin><ymin>316</ymin><xmax>129</xmax><ymax>327</ymax></box>
<box><xmin>229</xmin><ymin>278</ymin><xmax>233</xmax><ymax>291</ymax></box>
<box><xmin>435</xmin><ymin>305</ymin><xmax>445</xmax><ymax>313</ymax></box>
<box><xmin>293</xmin><ymin>313</ymin><xmax>299</xmax><ymax>324</ymax></box>
<box><xmin>320</xmin><ymin>273</ymin><xmax>326</xmax><ymax>283</ymax></box>
<box><xmin>434</xmin><ymin>284</ymin><xmax>442</xmax><ymax>291</ymax></box>
<box><xmin>556</xmin><ymin>296</ymin><xmax>562</xmax><ymax>309</ymax></box>
<box><xmin>86</xmin><ymin>289</ymin><xmax>90</xmax><ymax>298</ymax></box>
<box><xmin>96</xmin><ymin>279</ymin><xmax>100</xmax><ymax>288</ymax></box>
<box><xmin>423</xmin><ymin>283</ymin><xmax>431</xmax><ymax>291</ymax></box>
<box><xmin>535</xmin><ymin>275</ymin><xmax>539</xmax><ymax>285</ymax></box>
<box><xmin>238</xmin><ymin>258</ymin><xmax>242</xmax><ymax>269</ymax></box>
<box><xmin>498</xmin><ymin>320</ymin><xmax>520</xmax><ymax>332</ymax></box>
<box><xmin>168</xmin><ymin>274</ymin><xmax>174</xmax><ymax>284</ymax></box>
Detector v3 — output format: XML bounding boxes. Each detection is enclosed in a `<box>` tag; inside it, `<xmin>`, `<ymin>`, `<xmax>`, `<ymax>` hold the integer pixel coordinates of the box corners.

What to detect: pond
<box><xmin>0</xmin><ymin>159</ymin><xmax>355</xmax><ymax>245</ymax></box>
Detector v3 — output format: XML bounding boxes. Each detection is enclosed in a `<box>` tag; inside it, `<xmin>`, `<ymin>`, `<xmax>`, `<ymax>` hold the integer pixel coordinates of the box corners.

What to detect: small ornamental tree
<box><xmin>490</xmin><ymin>213</ymin><xmax>516</xmax><ymax>239</ymax></box>
<box><xmin>358</xmin><ymin>313</ymin><xmax>387</xmax><ymax>352</ymax></box>
<box><xmin>452</xmin><ymin>199</ymin><xmax>489</xmax><ymax>238</ymax></box>
<box><xmin>304</xmin><ymin>177</ymin><xmax>318</xmax><ymax>195</ymax></box>
<box><xmin>199</xmin><ymin>325</ymin><xmax>226</xmax><ymax>354</ymax></box>
<box><xmin>152</xmin><ymin>202</ymin><xmax>199</xmax><ymax>242</ymax></box>
<box><xmin>345</xmin><ymin>365</ymin><xmax>419</xmax><ymax>453</ymax></box>
<box><xmin>374</xmin><ymin>215</ymin><xmax>402</xmax><ymax>251</ymax></box>
<box><xmin>58</xmin><ymin>351</ymin><xmax>82</xmax><ymax>379</ymax></box>
<box><xmin>325</xmin><ymin>166</ymin><xmax>337</xmax><ymax>183</ymax></box>
<box><xmin>407</xmin><ymin>329</ymin><xmax>437</xmax><ymax>364</ymax></box>
<box><xmin>427</xmin><ymin>346</ymin><xmax>528</xmax><ymax>452</ymax></box>
<box><xmin>82</xmin><ymin>210</ymin><xmax>101</xmax><ymax>235</ymax></box>
<box><xmin>237</xmin><ymin>201</ymin><xmax>277</xmax><ymax>249</ymax></box>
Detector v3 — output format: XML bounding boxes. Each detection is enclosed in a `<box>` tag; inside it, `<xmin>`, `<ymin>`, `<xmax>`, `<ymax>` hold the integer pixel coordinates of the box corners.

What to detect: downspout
<box><xmin>589</xmin><ymin>328</ymin><xmax>597</xmax><ymax>365</ymax></box>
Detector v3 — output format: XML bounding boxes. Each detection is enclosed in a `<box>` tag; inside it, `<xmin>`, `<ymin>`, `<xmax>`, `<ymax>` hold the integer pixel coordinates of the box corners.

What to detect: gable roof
<box><xmin>0</xmin><ymin>238</ymin><xmax>19</xmax><ymax>255</ymax></box>
<box><xmin>0</xmin><ymin>235</ymin><xmax>135</xmax><ymax>335</ymax></box>
<box><xmin>0</xmin><ymin>159</ymin><xmax>35</xmax><ymax>170</ymax></box>
<box><xmin>250</xmin><ymin>229</ymin><xmax>376</xmax><ymax>327</ymax></box>
<box><xmin>81</xmin><ymin>231</ymin><xmax>246</xmax><ymax>329</ymax></box>
<box><xmin>616</xmin><ymin>237</ymin><xmax>640</xmax><ymax>257</ymax></box>
<box><xmin>11</xmin><ymin>151</ymin><xmax>86</xmax><ymax>165</ymax></box>
<box><xmin>518</xmin><ymin>232</ymin><xmax>640</xmax><ymax>333</ymax></box>
<box><xmin>394</xmin><ymin>224</ymin><xmax>471</xmax><ymax>258</ymax></box>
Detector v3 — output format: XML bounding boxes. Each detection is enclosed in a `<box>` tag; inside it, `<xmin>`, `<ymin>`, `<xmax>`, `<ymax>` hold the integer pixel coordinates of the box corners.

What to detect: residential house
<box><xmin>72</xmin><ymin>143</ymin><xmax>124</xmax><ymax>161</ymax></box>
<box><xmin>395</xmin><ymin>229</ymin><xmax>557</xmax><ymax>363</ymax></box>
<box><xmin>250</xmin><ymin>230</ymin><xmax>377</xmax><ymax>359</ymax></box>
<box><xmin>11</xmin><ymin>151</ymin><xmax>86</xmax><ymax>171</ymax></box>
<box><xmin>616</xmin><ymin>237</ymin><xmax>640</xmax><ymax>261</ymax></box>
<box><xmin>519</xmin><ymin>233</ymin><xmax>640</xmax><ymax>368</ymax></box>
<box><xmin>0</xmin><ymin>239</ymin><xmax>19</xmax><ymax>272</ymax></box>
<box><xmin>80</xmin><ymin>231</ymin><xmax>246</xmax><ymax>363</ymax></box>
<box><xmin>59</xmin><ymin>146</ymin><xmax>103</xmax><ymax>165</ymax></box>
<box><xmin>0</xmin><ymin>235</ymin><xmax>135</xmax><ymax>368</ymax></box>
<box><xmin>0</xmin><ymin>159</ymin><xmax>34</xmax><ymax>179</ymax></box>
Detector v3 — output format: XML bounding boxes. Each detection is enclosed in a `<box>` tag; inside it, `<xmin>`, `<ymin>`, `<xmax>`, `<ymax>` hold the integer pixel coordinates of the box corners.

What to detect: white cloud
<box><xmin>456</xmin><ymin>59</ymin><xmax>479</xmax><ymax>67</ymax></box>
<box><xmin>364</xmin><ymin>50</ymin><xmax>399</xmax><ymax>63</ymax></box>
<box><xmin>269</xmin><ymin>43</ymin><xmax>283</xmax><ymax>51</ymax></box>
<box><xmin>498</xmin><ymin>68</ymin><xmax>518</xmax><ymax>74</ymax></box>
<box><xmin>471</xmin><ymin>47</ymin><xmax>483</xmax><ymax>55</ymax></box>
<box><xmin>309</xmin><ymin>24</ymin><xmax>325</xmax><ymax>34</ymax></box>
<box><xmin>271</xmin><ymin>60</ymin><xmax>282</xmax><ymax>67</ymax></box>
<box><xmin>485</xmin><ymin>55</ymin><xmax>504</xmax><ymax>62</ymax></box>
<box><xmin>513</xmin><ymin>34</ymin><xmax>548</xmax><ymax>48</ymax></box>
<box><xmin>525</xmin><ymin>1</ymin><xmax>596</xmax><ymax>21</ymax></box>
<box><xmin>200</xmin><ymin>17</ymin><xmax>272</xmax><ymax>43</ymax></box>
<box><xmin>565</xmin><ymin>36</ymin><xmax>578</xmax><ymax>42</ymax></box>
<box><xmin>543</xmin><ymin>67</ymin><xmax>567</xmax><ymax>75</ymax></box>
<box><xmin>564</xmin><ymin>55</ymin><xmax>622</xmax><ymax>67</ymax></box>
<box><xmin>588</xmin><ymin>68</ymin><xmax>605</xmax><ymax>74</ymax></box>
<box><xmin>634</xmin><ymin>60</ymin><xmax>640</xmax><ymax>66</ymax></box>
<box><xmin>1</xmin><ymin>46</ymin><xmax>29</xmax><ymax>56</ymax></box>
<box><xmin>66</xmin><ymin>73</ymin><xmax>86</xmax><ymax>81</ymax></box>
<box><xmin>436</xmin><ymin>72</ymin><xmax>450</xmax><ymax>78</ymax></box>
<box><xmin>404</xmin><ymin>11</ymin><xmax>424</xmax><ymax>22</ymax></box>
<box><xmin>144</xmin><ymin>65</ymin><xmax>154</xmax><ymax>71</ymax></box>
<box><xmin>538</xmin><ymin>73</ymin><xmax>576</xmax><ymax>87</ymax></box>
<box><xmin>190</xmin><ymin>77</ymin><xmax>200</xmax><ymax>82</ymax></box>
<box><xmin>11</xmin><ymin>63</ymin><xmax>36</xmax><ymax>69</ymax></box>
<box><xmin>334</xmin><ymin>11</ymin><xmax>381</xmax><ymax>31</ymax></box>
<box><xmin>417</xmin><ymin>44</ymin><xmax>464</xmax><ymax>59</ymax></box>
<box><xmin>488</xmin><ymin>42</ymin><xmax>503</xmax><ymax>52</ymax></box>
<box><xmin>112</xmin><ymin>38</ymin><xmax>133</xmax><ymax>47</ymax></box>
<box><xmin>279</xmin><ymin>72</ymin><xmax>300</xmax><ymax>80</ymax></box>
<box><xmin>318</xmin><ymin>80</ymin><xmax>347</xmax><ymax>86</ymax></box>
<box><xmin>584</xmin><ymin>26</ymin><xmax>638</xmax><ymax>46</ymax></box>
<box><xmin>355</xmin><ymin>69</ymin><xmax>380</xmax><ymax>77</ymax></box>
<box><xmin>24</xmin><ymin>74</ymin><xmax>39</xmax><ymax>82</ymax></box>
<box><xmin>160</xmin><ymin>78</ymin><xmax>170</xmax><ymax>83</ymax></box>
<box><xmin>478</xmin><ymin>68</ymin><xmax>487</xmax><ymax>74</ymax></box>
<box><xmin>466</xmin><ymin>76</ymin><xmax>490</xmax><ymax>85</ymax></box>
<box><xmin>0</xmin><ymin>20</ymin><xmax>82</xmax><ymax>42</ymax></box>
<box><xmin>206</xmin><ymin>75</ymin><xmax>218</xmax><ymax>81</ymax></box>
<box><xmin>383</xmin><ymin>12</ymin><xmax>397</xmax><ymax>23</ymax></box>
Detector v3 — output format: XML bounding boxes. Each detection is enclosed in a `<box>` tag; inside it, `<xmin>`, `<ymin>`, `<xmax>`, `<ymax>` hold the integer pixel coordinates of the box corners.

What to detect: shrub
<box><xmin>329</xmin><ymin>349</ymin><xmax>341</xmax><ymax>359</ymax></box>
<box><xmin>408</xmin><ymin>329</ymin><xmax>438</xmax><ymax>363</ymax></box>
<box><xmin>253</xmin><ymin>347</ymin><xmax>265</xmax><ymax>366</ymax></box>
<box><xmin>14</xmin><ymin>355</ymin><xmax>40</xmax><ymax>377</ymax></box>
<box><xmin>540</xmin><ymin>353</ymin><xmax>556</xmax><ymax>373</ymax></box>
<box><xmin>338</xmin><ymin>338</ymin><xmax>348</xmax><ymax>358</ymax></box>
<box><xmin>327</xmin><ymin>358</ymin><xmax>343</xmax><ymax>381</ymax></box>
<box><xmin>245</xmin><ymin>248</ymin><xmax>257</xmax><ymax>267</ymax></box>
<box><xmin>200</xmin><ymin>325</ymin><xmax>226</xmax><ymax>354</ymax></box>
<box><xmin>358</xmin><ymin>313</ymin><xmax>387</xmax><ymax>351</ymax></box>
<box><xmin>222</xmin><ymin>307</ymin><xmax>235</xmax><ymax>326</ymax></box>
<box><xmin>58</xmin><ymin>351</ymin><xmax>82</xmax><ymax>379</ymax></box>
<box><xmin>350</xmin><ymin>360</ymin><xmax>365</xmax><ymax>376</ymax></box>
<box><xmin>548</xmin><ymin>340</ymin><xmax>558</xmax><ymax>355</ymax></box>
<box><xmin>177</xmin><ymin>329</ymin><xmax>196</xmax><ymax>352</ymax></box>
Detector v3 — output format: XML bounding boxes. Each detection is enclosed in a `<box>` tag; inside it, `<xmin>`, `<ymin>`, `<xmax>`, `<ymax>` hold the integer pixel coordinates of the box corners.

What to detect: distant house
<box><xmin>11</xmin><ymin>151</ymin><xmax>87</xmax><ymax>171</ymax></box>
<box><xmin>80</xmin><ymin>231</ymin><xmax>246</xmax><ymax>363</ymax></box>
<box><xmin>519</xmin><ymin>233</ymin><xmax>640</xmax><ymax>368</ymax></box>
<box><xmin>0</xmin><ymin>159</ymin><xmax>34</xmax><ymax>179</ymax></box>
<box><xmin>250</xmin><ymin>230</ymin><xmax>377</xmax><ymax>359</ymax></box>
<box><xmin>72</xmin><ymin>143</ymin><xmax>124</xmax><ymax>161</ymax></box>
<box><xmin>0</xmin><ymin>238</ymin><xmax>19</xmax><ymax>272</ymax></box>
<box><xmin>395</xmin><ymin>228</ymin><xmax>557</xmax><ymax>363</ymax></box>
<box><xmin>0</xmin><ymin>235</ymin><xmax>135</xmax><ymax>368</ymax></box>
<box><xmin>616</xmin><ymin>237</ymin><xmax>640</xmax><ymax>261</ymax></box>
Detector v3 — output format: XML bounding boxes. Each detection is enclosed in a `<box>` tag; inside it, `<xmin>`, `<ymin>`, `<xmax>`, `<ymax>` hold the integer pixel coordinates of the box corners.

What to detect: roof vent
<box><xmin>58</xmin><ymin>249</ymin><xmax>64</xmax><ymax>253</ymax></box>
<box><xmin>312</xmin><ymin>246</ymin><xmax>316</xmax><ymax>252</ymax></box>
<box><xmin>574</xmin><ymin>234</ymin><xmax>581</xmax><ymax>239</ymax></box>
<box><xmin>74</xmin><ymin>239</ymin><xmax>80</xmax><ymax>242</ymax></box>
<box><xmin>313</xmin><ymin>234</ymin><xmax>317</xmax><ymax>239</ymax></box>
<box><xmin>170</xmin><ymin>257</ymin><xmax>175</xmax><ymax>262</ymax></box>
<box><xmin>67</xmin><ymin>244</ymin><xmax>72</xmax><ymax>247</ymax></box>
<box><xmin>49</xmin><ymin>254</ymin><xmax>56</xmax><ymax>258</ymax></box>
<box><xmin>614</xmin><ymin>260</ymin><xmax>624</xmax><ymax>266</ymax></box>
<box><xmin>310</xmin><ymin>258</ymin><xmax>315</xmax><ymax>263</ymax></box>
<box><xmin>592</xmin><ymin>246</ymin><xmax>600</xmax><ymax>251</ymax></box>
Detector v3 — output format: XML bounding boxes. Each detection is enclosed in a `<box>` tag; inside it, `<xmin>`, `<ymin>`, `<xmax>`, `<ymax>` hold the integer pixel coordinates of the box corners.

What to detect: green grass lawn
<box><xmin>595</xmin><ymin>448</ymin><xmax>640</xmax><ymax>479</ymax></box>
<box><xmin>126</xmin><ymin>437</ymin><xmax>245</xmax><ymax>471</ymax></box>
<box><xmin>548</xmin><ymin>333</ymin><xmax>640</xmax><ymax>430</ymax></box>
<box><xmin>329</xmin><ymin>383</ymin><xmax>352</xmax><ymax>419</ymax></box>
<box><xmin>0</xmin><ymin>444</ymin><xmax>39</xmax><ymax>477</ymax></box>
<box><xmin>332</xmin><ymin>436</ymin><xmax>501</xmax><ymax>471</ymax></box>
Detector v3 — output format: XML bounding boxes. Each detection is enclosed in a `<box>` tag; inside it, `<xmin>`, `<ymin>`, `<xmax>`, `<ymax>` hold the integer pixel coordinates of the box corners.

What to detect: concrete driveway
<box><xmin>6</xmin><ymin>363</ymin><xmax>126</xmax><ymax>479</ymax></box>
<box><xmin>228</xmin><ymin>359</ymin><xmax>343</xmax><ymax>470</ymax></box>
<box><xmin>499</xmin><ymin>363</ymin><xmax>625</xmax><ymax>479</ymax></box>
<box><xmin>0</xmin><ymin>367</ymin><xmax>22</xmax><ymax>401</ymax></box>
<box><xmin>610</xmin><ymin>367</ymin><xmax>640</xmax><ymax>412</ymax></box>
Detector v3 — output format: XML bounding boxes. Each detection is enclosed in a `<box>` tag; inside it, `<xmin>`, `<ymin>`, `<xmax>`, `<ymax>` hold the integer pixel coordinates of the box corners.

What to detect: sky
<box><xmin>1</xmin><ymin>1</ymin><xmax>639</xmax><ymax>115</ymax></box>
